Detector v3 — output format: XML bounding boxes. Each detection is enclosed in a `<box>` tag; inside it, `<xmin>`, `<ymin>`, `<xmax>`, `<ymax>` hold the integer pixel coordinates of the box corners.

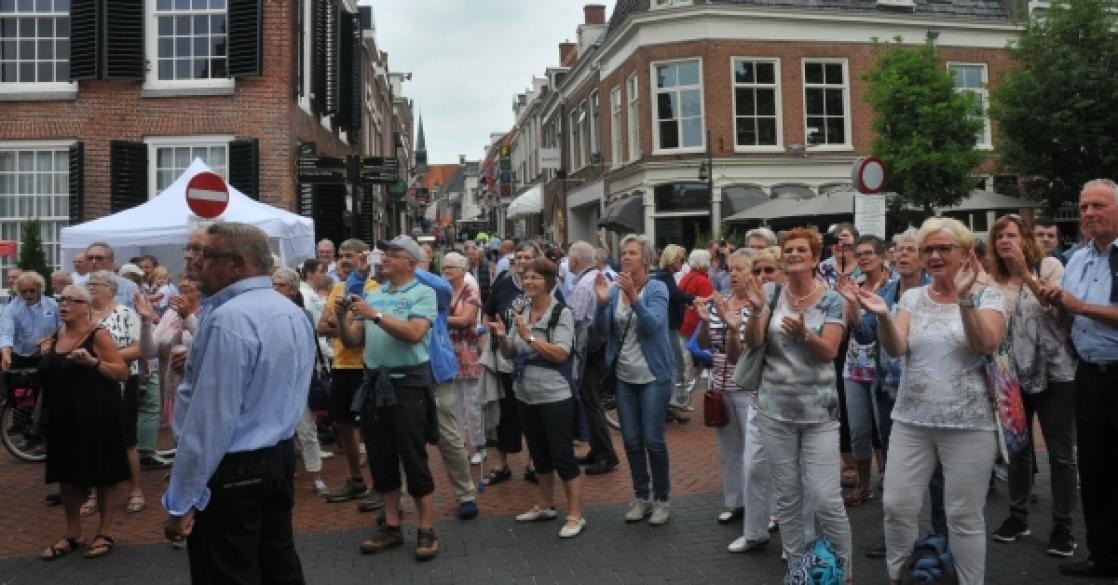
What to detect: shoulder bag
<box><xmin>703</xmin><ymin>308</ymin><xmax>732</xmax><ymax>427</ymax></box>
<box><xmin>732</xmin><ymin>284</ymin><xmax>782</xmax><ymax>392</ymax></box>
<box><xmin>981</xmin><ymin>289</ymin><xmax>1028</xmax><ymax>463</ymax></box>
<box><xmin>307</xmin><ymin>340</ymin><xmax>331</xmax><ymax>412</ymax></box>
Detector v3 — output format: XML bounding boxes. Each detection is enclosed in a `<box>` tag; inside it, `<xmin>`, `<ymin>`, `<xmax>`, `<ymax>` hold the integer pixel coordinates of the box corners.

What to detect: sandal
<box><xmin>84</xmin><ymin>534</ymin><xmax>115</xmax><ymax>559</ymax></box>
<box><xmin>80</xmin><ymin>495</ymin><xmax>99</xmax><ymax>518</ymax></box>
<box><xmin>843</xmin><ymin>489</ymin><xmax>874</xmax><ymax>507</ymax></box>
<box><xmin>125</xmin><ymin>492</ymin><xmax>145</xmax><ymax>514</ymax></box>
<box><xmin>41</xmin><ymin>536</ymin><xmax>84</xmax><ymax>561</ymax></box>
<box><xmin>482</xmin><ymin>466</ymin><xmax>511</xmax><ymax>486</ymax></box>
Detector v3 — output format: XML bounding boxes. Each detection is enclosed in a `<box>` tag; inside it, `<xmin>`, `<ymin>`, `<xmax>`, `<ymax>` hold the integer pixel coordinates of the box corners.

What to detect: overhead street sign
<box><xmin>298</xmin><ymin>155</ymin><xmax>347</xmax><ymax>185</ymax></box>
<box><xmin>185</xmin><ymin>171</ymin><xmax>229</xmax><ymax>219</ymax></box>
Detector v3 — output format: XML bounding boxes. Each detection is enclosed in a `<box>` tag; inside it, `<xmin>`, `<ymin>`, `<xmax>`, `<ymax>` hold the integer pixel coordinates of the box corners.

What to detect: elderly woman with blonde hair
<box><xmin>651</xmin><ymin>244</ymin><xmax>696</xmax><ymax>404</ymax></box>
<box><xmin>852</xmin><ymin>217</ymin><xmax>1007</xmax><ymax>585</ymax></box>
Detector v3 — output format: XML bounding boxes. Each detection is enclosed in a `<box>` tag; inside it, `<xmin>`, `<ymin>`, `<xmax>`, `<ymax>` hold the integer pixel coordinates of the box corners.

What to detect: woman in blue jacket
<box><xmin>593</xmin><ymin>234</ymin><xmax>676</xmax><ymax>525</ymax></box>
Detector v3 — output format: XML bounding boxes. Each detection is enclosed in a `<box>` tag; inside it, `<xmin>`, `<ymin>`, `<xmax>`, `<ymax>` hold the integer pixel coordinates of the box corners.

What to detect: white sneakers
<box><xmin>728</xmin><ymin>536</ymin><xmax>770</xmax><ymax>553</ymax></box>
<box><xmin>515</xmin><ymin>505</ymin><xmax>558</xmax><ymax>522</ymax></box>
<box><xmin>559</xmin><ymin>516</ymin><xmax>587</xmax><ymax>538</ymax></box>
<box><xmin>470</xmin><ymin>449</ymin><xmax>487</xmax><ymax>465</ymax></box>
<box><xmin>625</xmin><ymin>500</ymin><xmax>671</xmax><ymax>524</ymax></box>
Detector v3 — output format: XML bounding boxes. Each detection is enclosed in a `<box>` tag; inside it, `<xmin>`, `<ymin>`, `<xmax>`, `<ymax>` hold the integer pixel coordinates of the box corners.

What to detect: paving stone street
<box><xmin>0</xmin><ymin>414</ymin><xmax>1112</xmax><ymax>585</ymax></box>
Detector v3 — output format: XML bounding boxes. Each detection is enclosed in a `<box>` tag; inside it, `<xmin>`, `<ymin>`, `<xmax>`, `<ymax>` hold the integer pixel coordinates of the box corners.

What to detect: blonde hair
<box><xmin>917</xmin><ymin>217</ymin><xmax>974</xmax><ymax>252</ymax></box>
<box><xmin>750</xmin><ymin>246</ymin><xmax>783</xmax><ymax>268</ymax></box>
<box><xmin>660</xmin><ymin>244</ymin><xmax>685</xmax><ymax>270</ymax></box>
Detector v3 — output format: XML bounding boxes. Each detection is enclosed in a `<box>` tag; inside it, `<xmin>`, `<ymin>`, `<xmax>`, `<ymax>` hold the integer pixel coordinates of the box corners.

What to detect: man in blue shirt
<box><xmin>1040</xmin><ymin>179</ymin><xmax>1118</xmax><ymax>579</ymax></box>
<box><xmin>338</xmin><ymin>235</ymin><xmax>441</xmax><ymax>561</ymax></box>
<box><xmin>84</xmin><ymin>242</ymin><xmax>138</xmax><ymax>308</ymax></box>
<box><xmin>162</xmin><ymin>222</ymin><xmax>315</xmax><ymax>584</ymax></box>
<box><xmin>414</xmin><ymin>251</ymin><xmax>479</xmax><ymax>520</ymax></box>
<box><xmin>0</xmin><ymin>271</ymin><xmax>58</xmax><ymax>371</ymax></box>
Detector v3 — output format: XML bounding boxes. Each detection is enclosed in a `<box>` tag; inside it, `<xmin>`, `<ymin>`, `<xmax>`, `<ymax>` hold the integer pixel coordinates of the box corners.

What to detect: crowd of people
<box><xmin>1</xmin><ymin>178</ymin><xmax>1117</xmax><ymax>584</ymax></box>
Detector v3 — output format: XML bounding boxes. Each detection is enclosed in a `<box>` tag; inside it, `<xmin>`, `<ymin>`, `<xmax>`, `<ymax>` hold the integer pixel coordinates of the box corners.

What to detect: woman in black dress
<box><xmin>39</xmin><ymin>285</ymin><xmax>130</xmax><ymax>561</ymax></box>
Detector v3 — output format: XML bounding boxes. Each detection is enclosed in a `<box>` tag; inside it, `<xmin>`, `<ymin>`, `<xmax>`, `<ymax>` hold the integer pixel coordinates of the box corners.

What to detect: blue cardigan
<box><xmin>592</xmin><ymin>277</ymin><xmax>676</xmax><ymax>383</ymax></box>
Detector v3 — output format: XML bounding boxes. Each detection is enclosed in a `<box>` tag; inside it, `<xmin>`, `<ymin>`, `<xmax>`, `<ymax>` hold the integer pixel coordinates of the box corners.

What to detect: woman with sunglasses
<box><xmin>853</xmin><ymin>218</ymin><xmax>1007</xmax><ymax>585</ymax></box>
<box><xmin>985</xmin><ymin>215</ymin><xmax>1078</xmax><ymax>558</ymax></box>
<box><xmin>749</xmin><ymin>247</ymin><xmax>785</xmax><ymax>284</ymax></box>
<box><xmin>39</xmin><ymin>285</ymin><xmax>130</xmax><ymax>560</ymax></box>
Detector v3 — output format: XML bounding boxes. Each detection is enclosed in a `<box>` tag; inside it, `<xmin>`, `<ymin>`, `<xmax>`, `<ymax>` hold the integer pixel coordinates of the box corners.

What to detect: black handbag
<box><xmin>307</xmin><ymin>341</ymin><xmax>331</xmax><ymax>411</ymax></box>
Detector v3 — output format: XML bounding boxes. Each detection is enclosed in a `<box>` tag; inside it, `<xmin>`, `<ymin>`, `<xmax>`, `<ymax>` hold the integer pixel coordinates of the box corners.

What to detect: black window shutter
<box><xmin>295</xmin><ymin>0</ymin><xmax>305</xmax><ymax>99</ymax></box>
<box><xmin>357</xmin><ymin>187</ymin><xmax>375</xmax><ymax>243</ymax></box>
<box><xmin>110</xmin><ymin>141</ymin><xmax>149</xmax><ymax>212</ymax></box>
<box><xmin>313</xmin><ymin>0</ymin><xmax>337</xmax><ymax>115</ymax></box>
<box><xmin>68</xmin><ymin>142</ymin><xmax>85</xmax><ymax>223</ymax></box>
<box><xmin>297</xmin><ymin>142</ymin><xmax>316</xmax><ymax>217</ymax></box>
<box><xmin>228</xmin><ymin>138</ymin><xmax>260</xmax><ymax>200</ymax></box>
<box><xmin>312</xmin><ymin>184</ymin><xmax>346</xmax><ymax>247</ymax></box>
<box><xmin>227</xmin><ymin>0</ymin><xmax>262</xmax><ymax>77</ymax></box>
<box><xmin>337</xmin><ymin>10</ymin><xmax>361</xmax><ymax>139</ymax></box>
<box><xmin>68</xmin><ymin>1</ymin><xmax>100</xmax><ymax>80</ymax></box>
<box><xmin>104</xmin><ymin>0</ymin><xmax>145</xmax><ymax>80</ymax></box>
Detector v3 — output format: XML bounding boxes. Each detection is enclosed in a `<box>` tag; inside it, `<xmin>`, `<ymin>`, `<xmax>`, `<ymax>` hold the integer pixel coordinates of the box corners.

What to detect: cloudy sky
<box><xmin>364</xmin><ymin>0</ymin><xmax>607</xmax><ymax>165</ymax></box>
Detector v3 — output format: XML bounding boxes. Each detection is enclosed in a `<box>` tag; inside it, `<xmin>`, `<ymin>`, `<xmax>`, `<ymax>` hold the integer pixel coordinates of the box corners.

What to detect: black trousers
<box><xmin>1074</xmin><ymin>362</ymin><xmax>1118</xmax><ymax>568</ymax></box>
<box><xmin>489</xmin><ymin>372</ymin><xmax>523</xmax><ymax>454</ymax></box>
<box><xmin>579</xmin><ymin>347</ymin><xmax>617</xmax><ymax>464</ymax></box>
<box><xmin>519</xmin><ymin>397</ymin><xmax>581</xmax><ymax>481</ymax></box>
<box><xmin>187</xmin><ymin>439</ymin><xmax>304</xmax><ymax>585</ymax></box>
<box><xmin>360</xmin><ymin>382</ymin><xmax>435</xmax><ymax>498</ymax></box>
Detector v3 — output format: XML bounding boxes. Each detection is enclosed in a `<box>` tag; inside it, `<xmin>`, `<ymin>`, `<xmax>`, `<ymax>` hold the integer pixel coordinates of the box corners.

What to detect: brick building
<box><xmin>495</xmin><ymin>0</ymin><xmax>1023</xmax><ymax>247</ymax></box>
<box><xmin>0</xmin><ymin>0</ymin><xmax>412</xmax><ymax>279</ymax></box>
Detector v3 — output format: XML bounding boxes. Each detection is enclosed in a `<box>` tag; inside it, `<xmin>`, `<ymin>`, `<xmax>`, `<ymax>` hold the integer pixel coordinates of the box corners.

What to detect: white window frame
<box><xmin>569</xmin><ymin>109</ymin><xmax>581</xmax><ymax>171</ymax></box>
<box><xmin>947</xmin><ymin>62</ymin><xmax>992</xmax><ymax>150</ymax></box>
<box><xmin>626</xmin><ymin>73</ymin><xmax>640</xmax><ymax>162</ymax></box>
<box><xmin>298</xmin><ymin>0</ymin><xmax>312</xmax><ymax>114</ymax></box>
<box><xmin>650</xmin><ymin>58</ymin><xmax>705</xmax><ymax>155</ymax></box>
<box><xmin>731</xmin><ymin>57</ymin><xmax>783</xmax><ymax>153</ymax></box>
<box><xmin>0</xmin><ymin>1</ymin><xmax>77</xmax><ymax>101</ymax></box>
<box><xmin>589</xmin><ymin>90</ymin><xmax>600</xmax><ymax>162</ymax></box>
<box><xmin>143</xmin><ymin>0</ymin><xmax>235</xmax><ymax>96</ymax></box>
<box><xmin>0</xmin><ymin>139</ymin><xmax>75</xmax><ymax>276</ymax></box>
<box><xmin>801</xmin><ymin>58</ymin><xmax>852</xmax><ymax>151</ymax></box>
<box><xmin>144</xmin><ymin>134</ymin><xmax>233</xmax><ymax>198</ymax></box>
<box><xmin>609</xmin><ymin>86</ymin><xmax>622</xmax><ymax>168</ymax></box>
<box><xmin>578</xmin><ymin>99</ymin><xmax>591</xmax><ymax>169</ymax></box>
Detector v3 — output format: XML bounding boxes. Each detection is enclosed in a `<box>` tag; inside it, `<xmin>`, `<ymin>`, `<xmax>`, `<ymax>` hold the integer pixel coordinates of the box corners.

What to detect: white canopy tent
<box><xmin>60</xmin><ymin>159</ymin><xmax>315</xmax><ymax>277</ymax></box>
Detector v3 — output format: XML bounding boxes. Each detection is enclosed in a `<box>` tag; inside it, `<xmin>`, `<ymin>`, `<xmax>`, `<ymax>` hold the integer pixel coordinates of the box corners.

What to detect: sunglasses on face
<box><xmin>752</xmin><ymin>267</ymin><xmax>777</xmax><ymax>275</ymax></box>
<box><xmin>85</xmin><ymin>255</ymin><xmax>107</xmax><ymax>261</ymax></box>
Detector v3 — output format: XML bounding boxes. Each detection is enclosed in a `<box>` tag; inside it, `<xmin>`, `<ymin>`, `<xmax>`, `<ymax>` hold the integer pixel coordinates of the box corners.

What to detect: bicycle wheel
<box><xmin>1</xmin><ymin>402</ymin><xmax>47</xmax><ymax>463</ymax></box>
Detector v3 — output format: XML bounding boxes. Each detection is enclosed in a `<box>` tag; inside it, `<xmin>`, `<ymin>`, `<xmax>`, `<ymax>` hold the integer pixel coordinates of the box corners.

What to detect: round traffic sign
<box><xmin>185</xmin><ymin>171</ymin><xmax>230</xmax><ymax>219</ymax></box>
<box><xmin>852</xmin><ymin>156</ymin><xmax>887</xmax><ymax>194</ymax></box>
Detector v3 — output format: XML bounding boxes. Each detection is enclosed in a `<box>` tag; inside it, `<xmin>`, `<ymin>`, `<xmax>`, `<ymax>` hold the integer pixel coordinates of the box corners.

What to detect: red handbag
<box><xmin>703</xmin><ymin>389</ymin><xmax>730</xmax><ymax>427</ymax></box>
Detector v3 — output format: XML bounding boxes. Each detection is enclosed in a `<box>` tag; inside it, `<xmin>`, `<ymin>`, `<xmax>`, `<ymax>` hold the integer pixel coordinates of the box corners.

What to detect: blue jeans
<box><xmin>615</xmin><ymin>378</ymin><xmax>672</xmax><ymax>502</ymax></box>
<box><xmin>844</xmin><ymin>379</ymin><xmax>875</xmax><ymax>460</ymax></box>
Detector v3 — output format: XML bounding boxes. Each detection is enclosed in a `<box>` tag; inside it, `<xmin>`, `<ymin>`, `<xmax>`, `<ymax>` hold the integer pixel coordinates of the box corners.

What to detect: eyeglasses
<box><xmin>752</xmin><ymin>267</ymin><xmax>777</xmax><ymax>275</ymax></box>
<box><xmin>57</xmin><ymin>296</ymin><xmax>88</xmax><ymax>304</ymax></box>
<box><xmin>920</xmin><ymin>244</ymin><xmax>961</xmax><ymax>257</ymax></box>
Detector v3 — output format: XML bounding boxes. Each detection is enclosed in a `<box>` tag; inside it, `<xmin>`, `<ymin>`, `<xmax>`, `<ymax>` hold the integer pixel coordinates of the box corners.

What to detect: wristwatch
<box><xmin>957</xmin><ymin>296</ymin><xmax>977</xmax><ymax>308</ymax></box>
<box><xmin>372</xmin><ymin>311</ymin><xmax>383</xmax><ymax>324</ymax></box>
<box><xmin>527</xmin><ymin>335</ymin><xmax>537</xmax><ymax>344</ymax></box>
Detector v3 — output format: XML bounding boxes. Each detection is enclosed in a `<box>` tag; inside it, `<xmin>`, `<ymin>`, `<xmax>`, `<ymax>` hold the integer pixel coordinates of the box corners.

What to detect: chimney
<box><xmin>559</xmin><ymin>42</ymin><xmax>577</xmax><ymax>67</ymax></box>
<box><xmin>459</xmin><ymin>154</ymin><xmax>466</xmax><ymax>165</ymax></box>
<box><xmin>584</xmin><ymin>4</ymin><xmax>606</xmax><ymax>25</ymax></box>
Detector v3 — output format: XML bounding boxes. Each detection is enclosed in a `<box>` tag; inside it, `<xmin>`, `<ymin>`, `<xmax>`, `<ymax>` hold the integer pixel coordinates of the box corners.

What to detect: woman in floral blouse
<box><xmin>443</xmin><ymin>252</ymin><xmax>485</xmax><ymax>460</ymax></box>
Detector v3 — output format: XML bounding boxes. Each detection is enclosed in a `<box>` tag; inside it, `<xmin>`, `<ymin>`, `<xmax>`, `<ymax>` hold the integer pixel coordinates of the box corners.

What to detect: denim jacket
<box><xmin>593</xmin><ymin>277</ymin><xmax>675</xmax><ymax>383</ymax></box>
<box><xmin>852</xmin><ymin>273</ymin><xmax>931</xmax><ymax>390</ymax></box>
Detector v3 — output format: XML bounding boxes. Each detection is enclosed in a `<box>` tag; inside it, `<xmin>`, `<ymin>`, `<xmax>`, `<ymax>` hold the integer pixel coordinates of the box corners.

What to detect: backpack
<box><xmin>899</xmin><ymin>534</ymin><xmax>957</xmax><ymax>585</ymax></box>
<box><xmin>784</xmin><ymin>537</ymin><xmax>846</xmax><ymax>585</ymax></box>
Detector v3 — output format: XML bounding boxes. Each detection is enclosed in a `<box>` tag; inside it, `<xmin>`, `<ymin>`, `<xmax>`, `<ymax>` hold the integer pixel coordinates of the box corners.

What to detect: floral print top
<box><xmin>892</xmin><ymin>285</ymin><xmax>1005</xmax><ymax>431</ymax></box>
<box><xmin>449</xmin><ymin>282</ymin><xmax>482</xmax><ymax>379</ymax></box>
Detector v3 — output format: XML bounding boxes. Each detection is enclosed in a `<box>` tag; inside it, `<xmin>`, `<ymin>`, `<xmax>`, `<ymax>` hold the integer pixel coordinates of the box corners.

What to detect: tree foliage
<box><xmin>863</xmin><ymin>38</ymin><xmax>985</xmax><ymax>213</ymax></box>
<box><xmin>989</xmin><ymin>0</ymin><xmax>1118</xmax><ymax>211</ymax></box>
<box><xmin>17</xmin><ymin>218</ymin><xmax>52</xmax><ymax>294</ymax></box>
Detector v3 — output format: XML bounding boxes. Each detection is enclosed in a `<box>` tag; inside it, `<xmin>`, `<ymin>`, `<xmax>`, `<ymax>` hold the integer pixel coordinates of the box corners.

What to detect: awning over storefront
<box><xmin>942</xmin><ymin>191</ymin><xmax>1042</xmax><ymax>212</ymax></box>
<box><xmin>725</xmin><ymin>189</ymin><xmax>857</xmax><ymax>222</ymax></box>
<box><xmin>506</xmin><ymin>185</ymin><xmax>543</xmax><ymax>219</ymax></box>
<box><xmin>720</xmin><ymin>184</ymin><xmax>768</xmax><ymax>219</ymax></box>
<box><xmin>598</xmin><ymin>195</ymin><xmax>644</xmax><ymax>234</ymax></box>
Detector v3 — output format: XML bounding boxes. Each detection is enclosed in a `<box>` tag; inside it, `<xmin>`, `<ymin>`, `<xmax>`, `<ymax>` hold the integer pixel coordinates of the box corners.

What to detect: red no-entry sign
<box><xmin>185</xmin><ymin>171</ymin><xmax>229</xmax><ymax>219</ymax></box>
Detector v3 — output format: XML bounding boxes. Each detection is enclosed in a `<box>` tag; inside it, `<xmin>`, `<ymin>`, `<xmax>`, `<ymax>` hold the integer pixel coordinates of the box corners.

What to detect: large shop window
<box><xmin>0</xmin><ymin>145</ymin><xmax>71</xmax><ymax>276</ymax></box>
<box><xmin>654</xmin><ymin>182</ymin><xmax>709</xmax><ymax>212</ymax></box>
<box><xmin>653</xmin><ymin>59</ymin><xmax>703</xmax><ymax>151</ymax></box>
<box><xmin>949</xmin><ymin>63</ymin><xmax>992</xmax><ymax>149</ymax></box>
<box><xmin>733</xmin><ymin>58</ymin><xmax>781</xmax><ymax>149</ymax></box>
<box><xmin>802</xmin><ymin>60</ymin><xmax>850</xmax><ymax>148</ymax></box>
<box><xmin>0</xmin><ymin>0</ymin><xmax>73</xmax><ymax>96</ymax></box>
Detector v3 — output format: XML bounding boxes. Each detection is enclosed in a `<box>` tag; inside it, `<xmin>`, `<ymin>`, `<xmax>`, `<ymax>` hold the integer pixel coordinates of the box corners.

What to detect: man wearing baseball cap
<box><xmin>337</xmin><ymin>235</ymin><xmax>441</xmax><ymax>561</ymax></box>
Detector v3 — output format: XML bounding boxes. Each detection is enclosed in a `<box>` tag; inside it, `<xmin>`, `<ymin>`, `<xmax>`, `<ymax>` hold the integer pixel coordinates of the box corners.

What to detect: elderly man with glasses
<box><xmin>84</xmin><ymin>242</ymin><xmax>138</xmax><ymax>308</ymax></box>
<box><xmin>0</xmin><ymin>271</ymin><xmax>58</xmax><ymax>372</ymax></box>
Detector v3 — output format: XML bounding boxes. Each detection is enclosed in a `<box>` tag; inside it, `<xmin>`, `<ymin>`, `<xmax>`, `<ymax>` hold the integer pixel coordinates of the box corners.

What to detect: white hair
<box><xmin>441</xmin><ymin>251</ymin><xmax>468</xmax><ymax>269</ymax></box>
<box><xmin>892</xmin><ymin>228</ymin><xmax>920</xmax><ymax>245</ymax></box>
<box><xmin>745</xmin><ymin>227</ymin><xmax>778</xmax><ymax>246</ymax></box>
<box><xmin>568</xmin><ymin>241</ymin><xmax>595</xmax><ymax>265</ymax></box>
<box><xmin>618</xmin><ymin>234</ymin><xmax>655</xmax><ymax>268</ymax></box>
<box><xmin>688</xmin><ymin>249</ymin><xmax>711</xmax><ymax>270</ymax></box>
<box><xmin>1083</xmin><ymin>178</ymin><xmax>1118</xmax><ymax>203</ymax></box>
